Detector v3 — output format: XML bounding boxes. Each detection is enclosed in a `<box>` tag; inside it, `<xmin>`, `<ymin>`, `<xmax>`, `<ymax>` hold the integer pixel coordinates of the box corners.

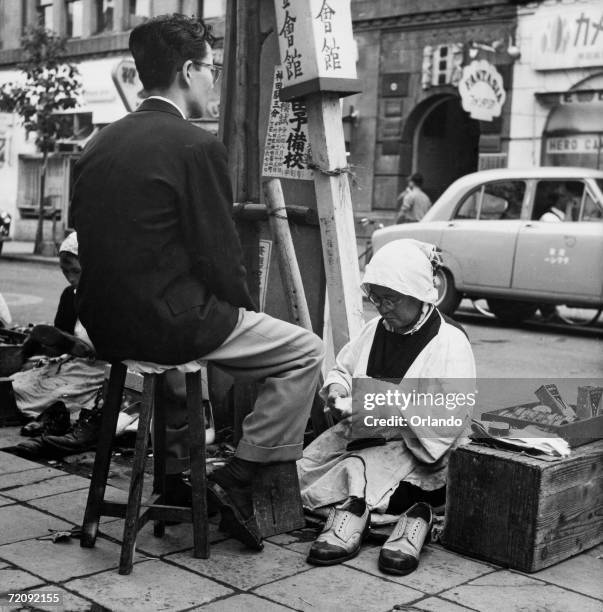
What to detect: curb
<box><xmin>1</xmin><ymin>253</ymin><xmax>60</xmax><ymax>266</ymax></box>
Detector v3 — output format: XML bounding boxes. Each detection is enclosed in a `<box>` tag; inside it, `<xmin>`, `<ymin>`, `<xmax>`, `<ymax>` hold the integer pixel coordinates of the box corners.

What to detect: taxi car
<box><xmin>371</xmin><ymin>168</ymin><xmax>603</xmax><ymax>323</ymax></box>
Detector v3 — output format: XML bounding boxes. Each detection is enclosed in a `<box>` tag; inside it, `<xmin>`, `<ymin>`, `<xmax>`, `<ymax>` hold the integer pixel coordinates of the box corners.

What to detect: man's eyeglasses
<box><xmin>192</xmin><ymin>61</ymin><xmax>222</xmax><ymax>84</ymax></box>
<box><xmin>366</xmin><ymin>292</ymin><xmax>405</xmax><ymax>310</ymax></box>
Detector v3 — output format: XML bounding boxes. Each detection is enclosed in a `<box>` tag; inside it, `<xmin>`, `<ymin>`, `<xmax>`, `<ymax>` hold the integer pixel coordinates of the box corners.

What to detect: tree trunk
<box><xmin>33</xmin><ymin>150</ymin><xmax>48</xmax><ymax>255</ymax></box>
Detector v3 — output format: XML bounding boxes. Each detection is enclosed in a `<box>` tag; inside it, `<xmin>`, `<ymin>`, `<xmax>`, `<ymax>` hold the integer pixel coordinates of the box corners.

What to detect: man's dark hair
<box><xmin>129</xmin><ymin>14</ymin><xmax>215</xmax><ymax>91</ymax></box>
<box><xmin>409</xmin><ymin>172</ymin><xmax>424</xmax><ymax>187</ymax></box>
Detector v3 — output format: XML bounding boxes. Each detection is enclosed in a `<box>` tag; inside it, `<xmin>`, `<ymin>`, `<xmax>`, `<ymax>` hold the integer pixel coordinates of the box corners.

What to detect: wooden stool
<box><xmin>80</xmin><ymin>361</ymin><xmax>209</xmax><ymax>575</ymax></box>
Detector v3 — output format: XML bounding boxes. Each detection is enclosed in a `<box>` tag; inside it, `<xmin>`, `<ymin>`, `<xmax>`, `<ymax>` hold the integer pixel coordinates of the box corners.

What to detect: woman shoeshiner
<box><xmin>298</xmin><ymin>238</ymin><xmax>476</xmax><ymax>575</ymax></box>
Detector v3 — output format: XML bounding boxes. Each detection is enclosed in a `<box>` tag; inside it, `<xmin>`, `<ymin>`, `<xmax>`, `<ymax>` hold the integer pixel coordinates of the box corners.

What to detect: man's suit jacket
<box><xmin>72</xmin><ymin>98</ymin><xmax>255</xmax><ymax>363</ymax></box>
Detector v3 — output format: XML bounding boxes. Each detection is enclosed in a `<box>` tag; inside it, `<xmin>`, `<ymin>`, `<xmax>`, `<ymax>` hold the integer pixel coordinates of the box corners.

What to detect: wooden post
<box><xmin>263</xmin><ymin>178</ymin><xmax>313</xmax><ymax>330</ymax></box>
<box><xmin>305</xmin><ymin>93</ymin><xmax>364</xmax><ymax>353</ymax></box>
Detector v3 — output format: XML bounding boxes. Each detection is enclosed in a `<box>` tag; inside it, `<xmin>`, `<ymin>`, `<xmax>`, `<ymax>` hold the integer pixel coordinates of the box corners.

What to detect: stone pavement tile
<box><xmin>0</xmin><ymin>467</ymin><xmax>64</xmax><ymax>490</ymax></box>
<box><xmin>67</xmin><ymin>559</ymin><xmax>233</xmax><ymax>611</ymax></box>
<box><xmin>0</xmin><ymin>451</ymin><xmax>41</xmax><ymax>474</ymax></box>
<box><xmin>193</xmin><ymin>593</ymin><xmax>296</xmax><ymax>611</ymax></box>
<box><xmin>414</xmin><ymin>595</ymin><xmax>479</xmax><ymax>611</ymax></box>
<box><xmin>584</xmin><ymin>543</ymin><xmax>603</xmax><ymax>558</ymax></box>
<box><xmin>0</xmin><ymin>494</ymin><xmax>15</xmax><ymax>507</ymax></box>
<box><xmin>345</xmin><ymin>544</ymin><xmax>495</xmax><ymax>594</ymax></box>
<box><xmin>21</xmin><ymin>585</ymin><xmax>94</xmax><ymax>612</ymax></box>
<box><xmin>0</xmin><ymin>567</ymin><xmax>45</xmax><ymax>593</ymax></box>
<box><xmin>100</xmin><ymin>518</ymin><xmax>226</xmax><ymax>557</ymax></box>
<box><xmin>254</xmin><ymin>565</ymin><xmax>423</xmax><ymax>612</ymax></box>
<box><xmin>5</xmin><ymin>474</ymin><xmax>89</xmax><ymax>501</ymax></box>
<box><xmin>168</xmin><ymin>540</ymin><xmax>310</xmax><ymax>590</ymax></box>
<box><xmin>0</xmin><ymin>536</ymin><xmax>135</xmax><ymax>581</ymax></box>
<box><xmin>530</xmin><ymin>553</ymin><xmax>603</xmax><ymax>600</ymax></box>
<box><xmin>29</xmin><ymin>486</ymin><xmax>127</xmax><ymax>525</ymax></box>
<box><xmin>0</xmin><ymin>505</ymin><xmax>72</xmax><ymax>545</ymax></box>
<box><xmin>440</xmin><ymin>570</ymin><xmax>603</xmax><ymax>612</ymax></box>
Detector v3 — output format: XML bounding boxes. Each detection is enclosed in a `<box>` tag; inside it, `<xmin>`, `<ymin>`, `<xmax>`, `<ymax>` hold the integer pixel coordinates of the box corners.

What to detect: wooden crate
<box><xmin>442</xmin><ymin>440</ymin><xmax>603</xmax><ymax>572</ymax></box>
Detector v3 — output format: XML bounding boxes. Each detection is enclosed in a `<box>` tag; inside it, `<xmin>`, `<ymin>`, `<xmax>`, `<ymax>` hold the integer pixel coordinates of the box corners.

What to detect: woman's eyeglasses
<box><xmin>366</xmin><ymin>292</ymin><xmax>405</xmax><ymax>310</ymax></box>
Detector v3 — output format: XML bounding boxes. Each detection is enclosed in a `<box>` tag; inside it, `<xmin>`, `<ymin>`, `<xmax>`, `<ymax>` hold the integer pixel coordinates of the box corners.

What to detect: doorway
<box><xmin>413</xmin><ymin>96</ymin><xmax>480</xmax><ymax>201</ymax></box>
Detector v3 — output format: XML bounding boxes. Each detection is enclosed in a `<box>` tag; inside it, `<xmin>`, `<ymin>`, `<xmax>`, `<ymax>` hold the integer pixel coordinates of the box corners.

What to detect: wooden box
<box><xmin>442</xmin><ymin>440</ymin><xmax>603</xmax><ymax>572</ymax></box>
<box><xmin>482</xmin><ymin>403</ymin><xmax>603</xmax><ymax>448</ymax></box>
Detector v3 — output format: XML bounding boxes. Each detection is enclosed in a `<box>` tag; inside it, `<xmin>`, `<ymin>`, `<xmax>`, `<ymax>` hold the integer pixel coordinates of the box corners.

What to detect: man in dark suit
<box><xmin>72</xmin><ymin>14</ymin><xmax>324</xmax><ymax>550</ymax></box>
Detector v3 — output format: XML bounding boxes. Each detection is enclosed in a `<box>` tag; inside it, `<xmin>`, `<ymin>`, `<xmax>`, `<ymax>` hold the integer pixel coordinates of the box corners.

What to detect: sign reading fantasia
<box><xmin>263</xmin><ymin>66</ymin><xmax>313</xmax><ymax>181</ymax></box>
<box><xmin>273</xmin><ymin>0</ymin><xmax>361</xmax><ymax>101</ymax></box>
<box><xmin>458</xmin><ymin>60</ymin><xmax>507</xmax><ymax>122</ymax></box>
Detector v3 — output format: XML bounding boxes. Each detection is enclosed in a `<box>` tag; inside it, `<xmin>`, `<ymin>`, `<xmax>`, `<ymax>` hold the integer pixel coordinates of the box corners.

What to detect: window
<box><xmin>38</xmin><ymin>0</ymin><xmax>53</xmax><ymax>30</ymax></box>
<box><xmin>203</xmin><ymin>0</ymin><xmax>226</xmax><ymax>19</ymax></box>
<box><xmin>454</xmin><ymin>181</ymin><xmax>526</xmax><ymax>221</ymax></box>
<box><xmin>21</xmin><ymin>0</ymin><xmax>29</xmax><ymax>34</ymax></box>
<box><xmin>66</xmin><ymin>0</ymin><xmax>83</xmax><ymax>38</ymax></box>
<box><xmin>128</xmin><ymin>0</ymin><xmax>150</xmax><ymax>28</ymax></box>
<box><xmin>580</xmin><ymin>190</ymin><xmax>603</xmax><ymax>222</ymax></box>
<box><xmin>96</xmin><ymin>0</ymin><xmax>114</xmax><ymax>33</ymax></box>
<box><xmin>532</xmin><ymin>180</ymin><xmax>584</xmax><ymax>222</ymax></box>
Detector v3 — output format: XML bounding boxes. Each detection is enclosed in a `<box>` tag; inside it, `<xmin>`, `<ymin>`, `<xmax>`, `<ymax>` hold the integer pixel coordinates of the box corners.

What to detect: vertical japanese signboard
<box><xmin>274</xmin><ymin>0</ymin><xmax>361</xmax><ymax>100</ymax></box>
<box><xmin>262</xmin><ymin>66</ymin><xmax>313</xmax><ymax>180</ymax></box>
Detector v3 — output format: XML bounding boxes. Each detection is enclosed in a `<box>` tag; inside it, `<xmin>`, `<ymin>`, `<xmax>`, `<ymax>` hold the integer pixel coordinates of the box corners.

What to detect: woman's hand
<box><xmin>325</xmin><ymin>383</ymin><xmax>351</xmax><ymax>420</ymax></box>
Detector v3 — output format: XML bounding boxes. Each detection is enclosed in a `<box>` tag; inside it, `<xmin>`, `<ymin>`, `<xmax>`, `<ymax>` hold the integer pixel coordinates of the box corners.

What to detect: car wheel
<box><xmin>487</xmin><ymin>299</ymin><xmax>537</xmax><ymax>324</ymax></box>
<box><xmin>435</xmin><ymin>268</ymin><xmax>461</xmax><ymax>315</ymax></box>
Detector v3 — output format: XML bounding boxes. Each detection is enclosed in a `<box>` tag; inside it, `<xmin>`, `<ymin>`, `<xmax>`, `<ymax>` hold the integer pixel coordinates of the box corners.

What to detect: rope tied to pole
<box><xmin>307</xmin><ymin>159</ymin><xmax>359</xmax><ymax>188</ymax></box>
<box><xmin>267</xmin><ymin>206</ymin><xmax>288</xmax><ymax>220</ymax></box>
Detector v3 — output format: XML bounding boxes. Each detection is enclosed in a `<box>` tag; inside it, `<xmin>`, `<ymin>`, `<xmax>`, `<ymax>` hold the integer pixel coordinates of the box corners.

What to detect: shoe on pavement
<box><xmin>307</xmin><ymin>497</ymin><xmax>369</xmax><ymax>566</ymax></box>
<box><xmin>208</xmin><ymin>465</ymin><xmax>263</xmax><ymax>551</ymax></box>
<box><xmin>378</xmin><ymin>502</ymin><xmax>432</xmax><ymax>575</ymax></box>
<box><xmin>42</xmin><ymin>406</ymin><xmax>102</xmax><ymax>453</ymax></box>
<box><xmin>20</xmin><ymin>401</ymin><xmax>70</xmax><ymax>437</ymax></box>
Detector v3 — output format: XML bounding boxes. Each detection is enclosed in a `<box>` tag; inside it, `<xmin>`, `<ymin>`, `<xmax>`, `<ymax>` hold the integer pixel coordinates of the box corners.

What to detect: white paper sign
<box><xmin>258</xmin><ymin>239</ymin><xmax>272</xmax><ymax>312</ymax></box>
<box><xmin>458</xmin><ymin>60</ymin><xmax>506</xmax><ymax>122</ymax></box>
<box><xmin>262</xmin><ymin>66</ymin><xmax>313</xmax><ymax>181</ymax></box>
<box><xmin>274</xmin><ymin>0</ymin><xmax>359</xmax><ymax>99</ymax></box>
<box><xmin>533</xmin><ymin>5</ymin><xmax>603</xmax><ymax>70</ymax></box>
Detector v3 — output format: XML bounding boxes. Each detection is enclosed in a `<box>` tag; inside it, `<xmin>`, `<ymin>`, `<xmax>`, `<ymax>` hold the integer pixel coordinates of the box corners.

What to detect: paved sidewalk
<box><xmin>1</xmin><ymin>242</ymin><xmax>59</xmax><ymax>266</ymax></box>
<box><xmin>0</xmin><ymin>442</ymin><xmax>601</xmax><ymax>612</ymax></box>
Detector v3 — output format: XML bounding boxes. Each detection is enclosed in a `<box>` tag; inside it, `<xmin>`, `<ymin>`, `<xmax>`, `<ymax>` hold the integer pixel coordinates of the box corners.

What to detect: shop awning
<box><xmin>544</xmin><ymin>103</ymin><xmax>603</xmax><ymax>135</ymax></box>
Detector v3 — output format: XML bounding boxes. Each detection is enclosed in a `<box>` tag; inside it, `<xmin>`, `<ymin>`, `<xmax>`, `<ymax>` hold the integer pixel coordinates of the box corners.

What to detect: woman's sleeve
<box><xmin>54</xmin><ymin>287</ymin><xmax>77</xmax><ymax>334</ymax></box>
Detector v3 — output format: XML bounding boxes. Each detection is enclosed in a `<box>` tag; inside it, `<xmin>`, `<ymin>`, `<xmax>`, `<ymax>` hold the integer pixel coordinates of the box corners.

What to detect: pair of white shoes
<box><xmin>307</xmin><ymin>498</ymin><xmax>432</xmax><ymax>576</ymax></box>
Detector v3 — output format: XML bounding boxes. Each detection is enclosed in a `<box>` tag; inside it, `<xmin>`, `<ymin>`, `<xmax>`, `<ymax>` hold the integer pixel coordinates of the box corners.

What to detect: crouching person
<box><xmin>298</xmin><ymin>239</ymin><xmax>476</xmax><ymax>575</ymax></box>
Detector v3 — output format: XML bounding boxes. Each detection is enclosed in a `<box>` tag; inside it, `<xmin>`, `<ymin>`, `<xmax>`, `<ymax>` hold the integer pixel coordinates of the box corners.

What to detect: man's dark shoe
<box><xmin>21</xmin><ymin>401</ymin><xmax>70</xmax><ymax>437</ymax></box>
<box><xmin>208</xmin><ymin>466</ymin><xmax>263</xmax><ymax>551</ymax></box>
<box><xmin>5</xmin><ymin>438</ymin><xmax>65</xmax><ymax>460</ymax></box>
<box><xmin>42</xmin><ymin>406</ymin><xmax>102</xmax><ymax>453</ymax></box>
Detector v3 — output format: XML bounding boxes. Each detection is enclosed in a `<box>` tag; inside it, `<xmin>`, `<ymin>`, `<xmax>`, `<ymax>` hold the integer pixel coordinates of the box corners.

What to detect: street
<box><xmin>3</xmin><ymin>258</ymin><xmax>602</xmax><ymax>378</ymax></box>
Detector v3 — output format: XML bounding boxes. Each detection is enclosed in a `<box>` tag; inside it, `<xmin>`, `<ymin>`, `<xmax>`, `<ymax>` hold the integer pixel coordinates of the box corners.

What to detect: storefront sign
<box><xmin>458</xmin><ymin>60</ymin><xmax>506</xmax><ymax>121</ymax></box>
<box><xmin>274</xmin><ymin>0</ymin><xmax>361</xmax><ymax>100</ymax></box>
<box><xmin>534</xmin><ymin>5</ymin><xmax>603</xmax><ymax>70</ymax></box>
<box><xmin>258</xmin><ymin>239</ymin><xmax>272</xmax><ymax>312</ymax></box>
<box><xmin>262</xmin><ymin>66</ymin><xmax>313</xmax><ymax>181</ymax></box>
<box><xmin>546</xmin><ymin>134</ymin><xmax>603</xmax><ymax>154</ymax></box>
<box><xmin>111</xmin><ymin>59</ymin><xmax>144</xmax><ymax>112</ymax></box>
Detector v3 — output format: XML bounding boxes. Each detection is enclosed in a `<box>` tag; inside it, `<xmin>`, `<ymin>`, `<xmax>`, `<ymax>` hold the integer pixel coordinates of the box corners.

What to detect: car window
<box><xmin>581</xmin><ymin>190</ymin><xmax>603</xmax><ymax>222</ymax></box>
<box><xmin>480</xmin><ymin>181</ymin><xmax>525</xmax><ymax>220</ymax></box>
<box><xmin>454</xmin><ymin>188</ymin><xmax>480</xmax><ymax>219</ymax></box>
<box><xmin>532</xmin><ymin>180</ymin><xmax>584</xmax><ymax>222</ymax></box>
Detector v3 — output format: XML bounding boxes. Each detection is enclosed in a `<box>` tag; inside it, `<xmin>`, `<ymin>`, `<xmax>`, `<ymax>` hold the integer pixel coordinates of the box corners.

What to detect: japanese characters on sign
<box><xmin>534</xmin><ymin>4</ymin><xmax>603</xmax><ymax>70</ymax></box>
<box><xmin>111</xmin><ymin>59</ymin><xmax>144</xmax><ymax>112</ymax></box>
<box><xmin>258</xmin><ymin>239</ymin><xmax>272</xmax><ymax>312</ymax></box>
<box><xmin>458</xmin><ymin>60</ymin><xmax>506</xmax><ymax>122</ymax></box>
<box><xmin>274</xmin><ymin>0</ymin><xmax>361</xmax><ymax>100</ymax></box>
<box><xmin>262</xmin><ymin>66</ymin><xmax>313</xmax><ymax>181</ymax></box>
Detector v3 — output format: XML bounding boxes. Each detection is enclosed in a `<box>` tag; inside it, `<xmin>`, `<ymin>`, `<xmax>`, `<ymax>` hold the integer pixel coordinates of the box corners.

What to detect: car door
<box><xmin>438</xmin><ymin>180</ymin><xmax>526</xmax><ymax>289</ymax></box>
<box><xmin>512</xmin><ymin>179</ymin><xmax>603</xmax><ymax>300</ymax></box>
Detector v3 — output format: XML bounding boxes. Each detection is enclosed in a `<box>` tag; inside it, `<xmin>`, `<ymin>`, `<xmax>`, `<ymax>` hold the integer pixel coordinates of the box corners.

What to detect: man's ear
<box><xmin>180</xmin><ymin>59</ymin><xmax>194</xmax><ymax>87</ymax></box>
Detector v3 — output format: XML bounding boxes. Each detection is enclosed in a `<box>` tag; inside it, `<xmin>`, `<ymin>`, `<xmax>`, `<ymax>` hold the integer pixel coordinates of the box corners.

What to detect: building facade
<box><xmin>0</xmin><ymin>0</ymin><xmax>225</xmax><ymax>240</ymax></box>
<box><xmin>346</xmin><ymin>0</ymin><xmax>522</xmax><ymax>223</ymax></box>
<box><xmin>509</xmin><ymin>0</ymin><xmax>603</xmax><ymax>171</ymax></box>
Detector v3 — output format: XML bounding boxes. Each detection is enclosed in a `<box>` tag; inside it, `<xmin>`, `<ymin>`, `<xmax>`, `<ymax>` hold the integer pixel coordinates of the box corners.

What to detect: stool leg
<box><xmin>152</xmin><ymin>374</ymin><xmax>166</xmax><ymax>538</ymax></box>
<box><xmin>119</xmin><ymin>373</ymin><xmax>155</xmax><ymax>575</ymax></box>
<box><xmin>81</xmin><ymin>362</ymin><xmax>126</xmax><ymax>549</ymax></box>
<box><xmin>186</xmin><ymin>371</ymin><xmax>209</xmax><ymax>559</ymax></box>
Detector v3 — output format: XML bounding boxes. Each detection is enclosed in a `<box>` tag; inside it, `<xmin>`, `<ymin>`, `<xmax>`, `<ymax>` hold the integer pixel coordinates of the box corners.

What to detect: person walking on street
<box><xmin>71</xmin><ymin>14</ymin><xmax>324</xmax><ymax>551</ymax></box>
<box><xmin>395</xmin><ymin>173</ymin><xmax>432</xmax><ymax>224</ymax></box>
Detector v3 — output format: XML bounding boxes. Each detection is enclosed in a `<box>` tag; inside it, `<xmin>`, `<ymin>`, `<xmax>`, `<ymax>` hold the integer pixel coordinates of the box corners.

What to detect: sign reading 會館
<box><xmin>533</xmin><ymin>4</ymin><xmax>603</xmax><ymax>70</ymax></box>
<box><xmin>458</xmin><ymin>60</ymin><xmax>506</xmax><ymax>122</ymax></box>
<box><xmin>274</xmin><ymin>0</ymin><xmax>361</xmax><ymax>100</ymax></box>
